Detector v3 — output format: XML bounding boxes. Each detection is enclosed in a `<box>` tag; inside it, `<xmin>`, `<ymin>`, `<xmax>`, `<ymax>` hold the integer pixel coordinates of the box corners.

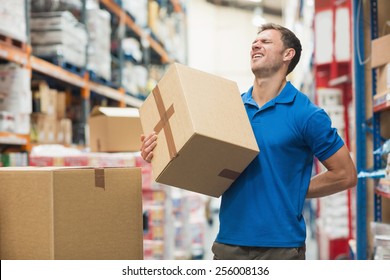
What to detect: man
<box><xmin>140</xmin><ymin>23</ymin><xmax>357</xmax><ymax>260</ymax></box>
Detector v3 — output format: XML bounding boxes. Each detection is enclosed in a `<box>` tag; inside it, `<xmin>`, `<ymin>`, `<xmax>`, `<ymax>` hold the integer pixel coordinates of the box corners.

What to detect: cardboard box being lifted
<box><xmin>0</xmin><ymin>167</ymin><xmax>143</xmax><ymax>260</ymax></box>
<box><xmin>88</xmin><ymin>106</ymin><xmax>142</xmax><ymax>152</ymax></box>
<box><xmin>139</xmin><ymin>63</ymin><xmax>259</xmax><ymax>197</ymax></box>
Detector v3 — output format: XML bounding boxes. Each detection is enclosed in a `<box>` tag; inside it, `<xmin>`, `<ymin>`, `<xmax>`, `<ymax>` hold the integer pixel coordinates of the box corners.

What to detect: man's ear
<box><xmin>283</xmin><ymin>48</ymin><xmax>295</xmax><ymax>62</ymax></box>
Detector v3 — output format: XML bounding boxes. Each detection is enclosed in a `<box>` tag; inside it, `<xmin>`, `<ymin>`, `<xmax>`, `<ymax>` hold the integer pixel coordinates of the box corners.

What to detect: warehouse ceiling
<box><xmin>205</xmin><ymin>0</ymin><xmax>283</xmax><ymax>17</ymax></box>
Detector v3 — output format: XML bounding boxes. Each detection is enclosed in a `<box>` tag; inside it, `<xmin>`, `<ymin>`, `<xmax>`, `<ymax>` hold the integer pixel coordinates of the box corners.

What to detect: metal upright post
<box><xmin>80</xmin><ymin>0</ymin><xmax>90</xmax><ymax>145</ymax></box>
<box><xmin>353</xmin><ymin>0</ymin><xmax>368</xmax><ymax>260</ymax></box>
<box><xmin>25</xmin><ymin>0</ymin><xmax>30</xmax><ymax>45</ymax></box>
<box><xmin>369</xmin><ymin>0</ymin><xmax>382</xmax><ymax>224</ymax></box>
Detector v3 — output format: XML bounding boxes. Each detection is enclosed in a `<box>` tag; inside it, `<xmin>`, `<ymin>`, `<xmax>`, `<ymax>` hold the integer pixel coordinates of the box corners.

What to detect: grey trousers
<box><xmin>212</xmin><ymin>241</ymin><xmax>306</xmax><ymax>260</ymax></box>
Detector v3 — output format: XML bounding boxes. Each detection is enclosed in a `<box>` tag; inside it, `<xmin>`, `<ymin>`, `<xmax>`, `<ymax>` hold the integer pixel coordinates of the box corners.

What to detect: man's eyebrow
<box><xmin>252</xmin><ymin>38</ymin><xmax>272</xmax><ymax>44</ymax></box>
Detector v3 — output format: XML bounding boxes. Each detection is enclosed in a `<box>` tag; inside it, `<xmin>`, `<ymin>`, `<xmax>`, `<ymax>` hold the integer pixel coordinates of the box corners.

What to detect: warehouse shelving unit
<box><xmin>313</xmin><ymin>0</ymin><xmax>355</xmax><ymax>260</ymax></box>
<box><xmin>99</xmin><ymin>0</ymin><xmax>173</xmax><ymax>65</ymax></box>
<box><xmin>0</xmin><ymin>0</ymin><xmax>180</xmax><ymax>109</ymax></box>
<box><xmin>0</xmin><ymin>0</ymin><xmax>186</xmax><ymax>148</ymax></box>
<box><xmin>354</xmin><ymin>0</ymin><xmax>390</xmax><ymax>260</ymax></box>
<box><xmin>0</xmin><ymin>131</ymin><xmax>30</xmax><ymax>166</ymax></box>
<box><xmin>0</xmin><ymin>132</ymin><xmax>29</xmax><ymax>148</ymax></box>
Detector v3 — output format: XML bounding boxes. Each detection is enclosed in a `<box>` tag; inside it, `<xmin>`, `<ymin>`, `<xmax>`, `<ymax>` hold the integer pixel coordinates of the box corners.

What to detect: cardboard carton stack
<box><xmin>29</xmin><ymin>147</ymin><xmax>136</xmax><ymax>168</ymax></box>
<box><xmin>31</xmin><ymin>81</ymin><xmax>72</xmax><ymax>145</ymax></box>
<box><xmin>28</xmin><ymin>148</ymin><xmax>210</xmax><ymax>260</ymax></box>
<box><xmin>370</xmin><ymin>222</ymin><xmax>390</xmax><ymax>260</ymax></box>
<box><xmin>86</xmin><ymin>7</ymin><xmax>112</xmax><ymax>81</ymax></box>
<box><xmin>0</xmin><ymin>166</ymin><xmax>143</xmax><ymax>260</ymax></box>
<box><xmin>30</xmin><ymin>11</ymin><xmax>87</xmax><ymax>68</ymax></box>
<box><xmin>88</xmin><ymin>106</ymin><xmax>143</xmax><ymax>152</ymax></box>
<box><xmin>317</xmin><ymin>88</ymin><xmax>345</xmax><ymax>142</ymax></box>
<box><xmin>169</xmin><ymin>188</ymin><xmax>192</xmax><ymax>260</ymax></box>
<box><xmin>0</xmin><ymin>63</ymin><xmax>32</xmax><ymax>135</ymax></box>
<box><xmin>136</xmin><ymin>154</ymin><xmax>206</xmax><ymax>260</ymax></box>
<box><xmin>136</xmin><ymin>155</ymin><xmax>172</xmax><ymax>260</ymax></box>
<box><xmin>0</xmin><ymin>0</ymin><xmax>27</xmax><ymax>43</ymax></box>
<box><xmin>372</xmin><ymin>34</ymin><xmax>390</xmax><ymax>104</ymax></box>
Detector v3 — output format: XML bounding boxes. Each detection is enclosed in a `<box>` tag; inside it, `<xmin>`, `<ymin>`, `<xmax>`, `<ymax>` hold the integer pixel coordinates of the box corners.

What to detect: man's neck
<box><xmin>251</xmin><ymin>74</ymin><xmax>287</xmax><ymax>108</ymax></box>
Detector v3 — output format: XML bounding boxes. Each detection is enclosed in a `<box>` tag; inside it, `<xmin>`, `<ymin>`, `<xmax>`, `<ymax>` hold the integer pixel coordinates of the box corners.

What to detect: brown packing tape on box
<box><xmin>151</xmin><ymin>85</ymin><xmax>241</xmax><ymax>182</ymax></box>
<box><xmin>94</xmin><ymin>168</ymin><xmax>105</xmax><ymax>189</ymax></box>
<box><xmin>152</xmin><ymin>86</ymin><xmax>177</xmax><ymax>159</ymax></box>
<box><xmin>219</xmin><ymin>169</ymin><xmax>240</xmax><ymax>181</ymax></box>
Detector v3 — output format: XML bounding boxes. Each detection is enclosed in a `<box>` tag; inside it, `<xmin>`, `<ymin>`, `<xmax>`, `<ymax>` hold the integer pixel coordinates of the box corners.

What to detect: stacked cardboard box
<box><xmin>0</xmin><ymin>166</ymin><xmax>143</xmax><ymax>260</ymax></box>
<box><xmin>136</xmin><ymin>155</ymin><xmax>171</xmax><ymax>260</ymax></box>
<box><xmin>28</xmin><ymin>150</ymin><xmax>210</xmax><ymax>260</ymax></box>
<box><xmin>29</xmin><ymin>151</ymin><xmax>136</xmax><ymax>168</ymax></box>
<box><xmin>30</xmin><ymin>11</ymin><xmax>87</xmax><ymax>68</ymax></box>
<box><xmin>0</xmin><ymin>111</ymin><xmax>15</xmax><ymax>132</ymax></box>
<box><xmin>317</xmin><ymin>88</ymin><xmax>345</xmax><ymax>142</ymax></box>
<box><xmin>88</xmin><ymin>106</ymin><xmax>143</xmax><ymax>152</ymax></box>
<box><xmin>121</xmin><ymin>0</ymin><xmax>148</xmax><ymax>28</ymax></box>
<box><xmin>0</xmin><ymin>63</ymin><xmax>31</xmax><ymax>134</ymax></box>
<box><xmin>86</xmin><ymin>7</ymin><xmax>112</xmax><ymax>81</ymax></box>
<box><xmin>370</xmin><ymin>222</ymin><xmax>390</xmax><ymax>260</ymax></box>
<box><xmin>121</xmin><ymin>62</ymin><xmax>149</xmax><ymax>98</ymax></box>
<box><xmin>0</xmin><ymin>0</ymin><xmax>27</xmax><ymax>43</ymax></box>
<box><xmin>187</xmin><ymin>193</ymin><xmax>207</xmax><ymax>259</ymax></box>
<box><xmin>372</xmin><ymin>34</ymin><xmax>390</xmax><ymax>101</ymax></box>
<box><xmin>31</xmin><ymin>81</ymin><xmax>72</xmax><ymax>145</ymax></box>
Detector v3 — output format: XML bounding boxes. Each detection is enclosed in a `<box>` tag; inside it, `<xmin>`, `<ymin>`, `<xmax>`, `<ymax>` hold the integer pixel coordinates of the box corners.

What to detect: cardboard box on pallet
<box><xmin>371</xmin><ymin>34</ymin><xmax>390</xmax><ymax>98</ymax></box>
<box><xmin>30</xmin><ymin>113</ymin><xmax>57</xmax><ymax>144</ymax></box>
<box><xmin>88</xmin><ymin>106</ymin><xmax>143</xmax><ymax>152</ymax></box>
<box><xmin>371</xmin><ymin>34</ymin><xmax>390</xmax><ymax>68</ymax></box>
<box><xmin>139</xmin><ymin>63</ymin><xmax>259</xmax><ymax>198</ymax></box>
<box><xmin>376</xmin><ymin>63</ymin><xmax>390</xmax><ymax>96</ymax></box>
<box><xmin>0</xmin><ymin>166</ymin><xmax>143</xmax><ymax>260</ymax></box>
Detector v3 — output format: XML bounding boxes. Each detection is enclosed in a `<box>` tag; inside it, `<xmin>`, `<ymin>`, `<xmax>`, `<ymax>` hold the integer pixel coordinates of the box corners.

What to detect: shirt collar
<box><xmin>242</xmin><ymin>81</ymin><xmax>297</xmax><ymax>107</ymax></box>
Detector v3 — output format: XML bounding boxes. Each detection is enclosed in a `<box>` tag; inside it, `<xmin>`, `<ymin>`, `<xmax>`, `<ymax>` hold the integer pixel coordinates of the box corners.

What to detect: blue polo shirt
<box><xmin>216</xmin><ymin>82</ymin><xmax>344</xmax><ymax>247</ymax></box>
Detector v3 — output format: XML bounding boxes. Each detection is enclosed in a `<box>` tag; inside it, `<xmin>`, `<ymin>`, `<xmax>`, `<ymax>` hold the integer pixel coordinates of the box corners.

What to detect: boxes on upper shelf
<box><xmin>316</xmin><ymin>88</ymin><xmax>342</xmax><ymax>107</ymax></box>
<box><xmin>0</xmin><ymin>111</ymin><xmax>15</xmax><ymax>132</ymax></box>
<box><xmin>30</xmin><ymin>11</ymin><xmax>87</xmax><ymax>68</ymax></box>
<box><xmin>139</xmin><ymin>63</ymin><xmax>259</xmax><ymax>198</ymax></box>
<box><xmin>376</xmin><ymin>63</ymin><xmax>390</xmax><ymax>96</ymax></box>
<box><xmin>0</xmin><ymin>63</ymin><xmax>32</xmax><ymax>114</ymax></box>
<box><xmin>371</xmin><ymin>34</ymin><xmax>390</xmax><ymax>68</ymax></box>
<box><xmin>32</xmin><ymin>81</ymin><xmax>67</xmax><ymax>118</ymax></box>
<box><xmin>86</xmin><ymin>7</ymin><xmax>112</xmax><ymax>81</ymax></box>
<box><xmin>0</xmin><ymin>0</ymin><xmax>27</xmax><ymax>43</ymax></box>
<box><xmin>0</xmin><ymin>166</ymin><xmax>143</xmax><ymax>260</ymax></box>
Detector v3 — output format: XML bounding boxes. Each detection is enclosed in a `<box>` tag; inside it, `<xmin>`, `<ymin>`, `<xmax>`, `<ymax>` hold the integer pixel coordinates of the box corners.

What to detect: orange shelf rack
<box><xmin>0</xmin><ymin>132</ymin><xmax>28</xmax><ymax>146</ymax></box>
<box><xmin>0</xmin><ymin>132</ymin><xmax>31</xmax><ymax>152</ymax></box>
<box><xmin>376</xmin><ymin>179</ymin><xmax>390</xmax><ymax>199</ymax></box>
<box><xmin>373</xmin><ymin>92</ymin><xmax>390</xmax><ymax>113</ymax></box>
<box><xmin>0</xmin><ymin>40</ymin><xmax>30</xmax><ymax>67</ymax></box>
<box><xmin>1</xmin><ymin>1</ymin><xmax>184</xmax><ymax>108</ymax></box>
<box><xmin>0</xmin><ymin>38</ymin><xmax>143</xmax><ymax>108</ymax></box>
<box><xmin>99</xmin><ymin>0</ymin><xmax>174</xmax><ymax>64</ymax></box>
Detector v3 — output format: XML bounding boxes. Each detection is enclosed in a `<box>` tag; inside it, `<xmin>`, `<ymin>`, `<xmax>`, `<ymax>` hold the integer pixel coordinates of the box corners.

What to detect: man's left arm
<box><xmin>306</xmin><ymin>144</ymin><xmax>357</xmax><ymax>198</ymax></box>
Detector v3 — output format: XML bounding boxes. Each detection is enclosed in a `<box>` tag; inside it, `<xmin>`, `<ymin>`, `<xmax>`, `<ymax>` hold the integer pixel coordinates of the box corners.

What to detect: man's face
<box><xmin>250</xmin><ymin>29</ymin><xmax>286</xmax><ymax>77</ymax></box>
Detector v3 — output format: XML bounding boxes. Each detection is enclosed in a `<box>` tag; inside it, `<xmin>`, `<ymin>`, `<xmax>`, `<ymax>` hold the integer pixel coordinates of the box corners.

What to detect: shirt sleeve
<box><xmin>303</xmin><ymin>109</ymin><xmax>345</xmax><ymax>161</ymax></box>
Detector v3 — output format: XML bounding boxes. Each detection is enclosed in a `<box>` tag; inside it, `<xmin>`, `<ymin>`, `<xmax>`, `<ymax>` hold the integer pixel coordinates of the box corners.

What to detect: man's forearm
<box><xmin>306</xmin><ymin>169</ymin><xmax>355</xmax><ymax>199</ymax></box>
